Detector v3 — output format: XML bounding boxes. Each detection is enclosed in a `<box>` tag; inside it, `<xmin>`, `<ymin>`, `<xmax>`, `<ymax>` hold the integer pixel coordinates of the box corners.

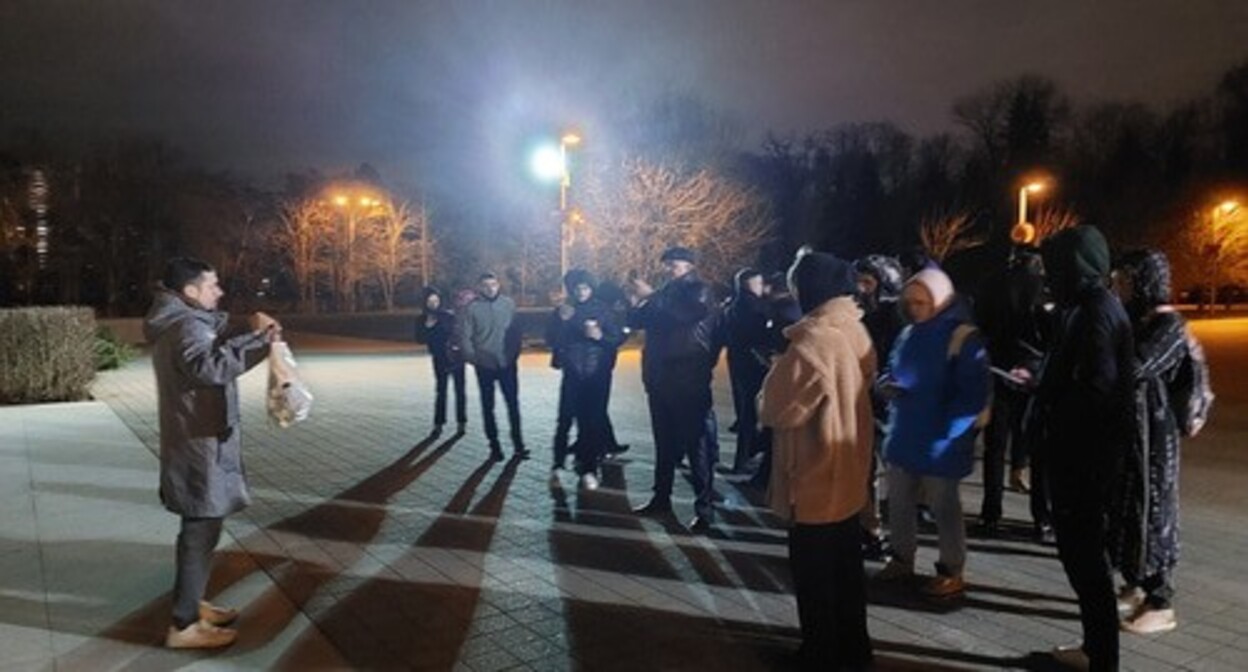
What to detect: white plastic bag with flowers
<box><xmin>266</xmin><ymin>340</ymin><xmax>313</xmax><ymax>427</ymax></box>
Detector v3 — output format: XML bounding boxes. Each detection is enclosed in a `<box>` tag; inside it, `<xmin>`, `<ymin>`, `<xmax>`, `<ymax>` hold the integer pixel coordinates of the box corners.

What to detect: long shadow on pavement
<box><xmin>270</xmin><ymin>454</ymin><xmax>521</xmax><ymax>670</ymax></box>
<box><xmin>52</xmin><ymin>431</ymin><xmax>459</xmax><ymax>670</ymax></box>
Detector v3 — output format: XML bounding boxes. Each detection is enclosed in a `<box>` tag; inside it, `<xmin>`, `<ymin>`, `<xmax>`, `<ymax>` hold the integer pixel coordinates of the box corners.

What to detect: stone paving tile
<box><xmin>3</xmin><ymin>324</ymin><xmax>1247</xmax><ymax>670</ymax></box>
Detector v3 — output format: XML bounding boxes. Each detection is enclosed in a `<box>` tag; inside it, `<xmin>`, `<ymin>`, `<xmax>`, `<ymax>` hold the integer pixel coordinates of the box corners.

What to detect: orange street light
<box><xmin>1018</xmin><ymin>181</ymin><xmax>1046</xmax><ymax>225</ymax></box>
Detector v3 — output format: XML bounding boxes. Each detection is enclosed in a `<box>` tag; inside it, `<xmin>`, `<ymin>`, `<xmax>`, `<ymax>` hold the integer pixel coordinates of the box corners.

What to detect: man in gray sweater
<box><xmin>460</xmin><ymin>272</ymin><xmax>528</xmax><ymax>461</ymax></box>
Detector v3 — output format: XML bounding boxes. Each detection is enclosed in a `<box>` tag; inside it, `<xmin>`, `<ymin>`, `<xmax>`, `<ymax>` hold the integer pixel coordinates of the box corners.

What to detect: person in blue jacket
<box><xmin>876</xmin><ymin>267</ymin><xmax>990</xmax><ymax>598</ymax></box>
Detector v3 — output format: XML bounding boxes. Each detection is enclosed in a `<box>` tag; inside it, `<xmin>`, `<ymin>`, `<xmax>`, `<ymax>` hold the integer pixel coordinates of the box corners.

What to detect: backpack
<box><xmin>1168</xmin><ymin>326</ymin><xmax>1214</xmax><ymax>438</ymax></box>
<box><xmin>948</xmin><ymin>323</ymin><xmax>993</xmax><ymax>430</ymax></box>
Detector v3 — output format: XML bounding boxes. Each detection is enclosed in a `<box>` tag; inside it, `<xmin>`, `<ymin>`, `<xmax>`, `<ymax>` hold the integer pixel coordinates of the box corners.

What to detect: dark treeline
<box><xmin>3</xmin><ymin>61</ymin><xmax>1248</xmax><ymax>316</ymax></box>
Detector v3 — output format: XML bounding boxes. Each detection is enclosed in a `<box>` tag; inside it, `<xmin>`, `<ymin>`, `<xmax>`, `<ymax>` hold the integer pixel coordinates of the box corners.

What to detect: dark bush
<box><xmin>0</xmin><ymin>307</ymin><xmax>97</xmax><ymax>404</ymax></box>
<box><xmin>94</xmin><ymin>326</ymin><xmax>137</xmax><ymax>371</ymax></box>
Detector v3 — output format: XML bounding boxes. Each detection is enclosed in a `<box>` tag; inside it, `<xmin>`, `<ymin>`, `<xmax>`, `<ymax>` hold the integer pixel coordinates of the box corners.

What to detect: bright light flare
<box><xmin>1024</xmin><ymin>182</ymin><xmax>1045</xmax><ymax>193</ymax></box>
<box><xmin>530</xmin><ymin>145</ymin><xmax>566</xmax><ymax>183</ymax></box>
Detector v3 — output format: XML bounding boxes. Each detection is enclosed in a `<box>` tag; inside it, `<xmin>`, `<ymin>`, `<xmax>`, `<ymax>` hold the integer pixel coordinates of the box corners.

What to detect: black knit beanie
<box><xmin>789</xmin><ymin>250</ymin><xmax>858</xmax><ymax>314</ymax></box>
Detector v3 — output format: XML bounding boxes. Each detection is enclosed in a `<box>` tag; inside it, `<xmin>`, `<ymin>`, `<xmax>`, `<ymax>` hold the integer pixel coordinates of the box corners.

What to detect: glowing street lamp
<box><xmin>1010</xmin><ymin>180</ymin><xmax>1048</xmax><ymax>245</ymax></box>
<box><xmin>530</xmin><ymin>131</ymin><xmax>583</xmax><ymax>280</ymax></box>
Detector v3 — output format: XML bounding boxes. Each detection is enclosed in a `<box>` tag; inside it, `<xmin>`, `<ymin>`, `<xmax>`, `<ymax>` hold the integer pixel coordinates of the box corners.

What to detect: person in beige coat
<box><xmin>760</xmin><ymin>249</ymin><xmax>876</xmax><ymax>671</ymax></box>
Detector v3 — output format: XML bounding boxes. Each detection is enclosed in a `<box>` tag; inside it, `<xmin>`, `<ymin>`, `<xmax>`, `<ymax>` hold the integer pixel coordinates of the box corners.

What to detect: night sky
<box><xmin>2</xmin><ymin>0</ymin><xmax>1246</xmax><ymax>195</ymax></box>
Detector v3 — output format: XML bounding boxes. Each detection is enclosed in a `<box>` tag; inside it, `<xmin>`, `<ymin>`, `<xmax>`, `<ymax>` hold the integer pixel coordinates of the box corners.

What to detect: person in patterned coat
<box><xmin>1108</xmin><ymin>249</ymin><xmax>1187</xmax><ymax>635</ymax></box>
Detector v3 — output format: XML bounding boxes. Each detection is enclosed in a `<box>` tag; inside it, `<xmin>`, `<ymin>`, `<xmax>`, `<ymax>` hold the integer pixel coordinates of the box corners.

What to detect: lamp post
<box><xmin>558</xmin><ymin>133</ymin><xmax>581</xmax><ymax>280</ymax></box>
<box><xmin>1010</xmin><ymin>181</ymin><xmax>1046</xmax><ymax>245</ymax></box>
<box><xmin>1209</xmin><ymin>200</ymin><xmax>1239</xmax><ymax>312</ymax></box>
<box><xmin>331</xmin><ymin>193</ymin><xmax>379</xmax><ymax>313</ymax></box>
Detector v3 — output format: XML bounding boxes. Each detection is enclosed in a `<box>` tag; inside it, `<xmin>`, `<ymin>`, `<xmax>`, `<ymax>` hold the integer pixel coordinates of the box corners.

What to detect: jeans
<box><xmin>432</xmin><ymin>357</ymin><xmax>467</xmax><ymax>427</ymax></box>
<box><xmin>172</xmin><ymin>516</ymin><xmax>225</xmax><ymax>629</ymax></box>
<box><xmin>887</xmin><ymin>465</ymin><xmax>967</xmax><ymax>576</ymax></box>
<box><xmin>475</xmin><ymin>365</ymin><xmax>522</xmax><ymax>449</ymax></box>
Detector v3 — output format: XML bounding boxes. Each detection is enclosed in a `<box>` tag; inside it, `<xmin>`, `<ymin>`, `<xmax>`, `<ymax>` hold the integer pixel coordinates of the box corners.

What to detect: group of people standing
<box><xmin>752</xmin><ymin>228</ymin><xmax>1195</xmax><ymax>672</ymax></box>
<box><xmin>139</xmin><ymin>220</ymin><xmax>1197</xmax><ymax>671</ymax></box>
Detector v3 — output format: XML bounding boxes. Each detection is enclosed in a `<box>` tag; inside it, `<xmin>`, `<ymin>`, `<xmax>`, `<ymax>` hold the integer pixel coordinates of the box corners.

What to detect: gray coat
<box><xmin>144</xmin><ymin>290</ymin><xmax>269</xmax><ymax>518</ymax></box>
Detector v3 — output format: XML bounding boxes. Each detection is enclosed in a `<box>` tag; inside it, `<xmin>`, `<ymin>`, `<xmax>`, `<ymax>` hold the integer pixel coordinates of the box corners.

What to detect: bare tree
<box><xmin>919</xmin><ymin>210</ymin><xmax>986</xmax><ymax>263</ymax></box>
<box><xmin>1183</xmin><ymin>205</ymin><xmax>1248</xmax><ymax>308</ymax></box>
<box><xmin>277</xmin><ymin>198</ymin><xmax>328</xmax><ymax>313</ymax></box>
<box><xmin>1031</xmin><ymin>205</ymin><xmax>1080</xmax><ymax>244</ymax></box>
<box><xmin>364</xmin><ymin>198</ymin><xmax>421</xmax><ymax>312</ymax></box>
<box><xmin>579</xmin><ymin>157</ymin><xmax>775</xmax><ymax>285</ymax></box>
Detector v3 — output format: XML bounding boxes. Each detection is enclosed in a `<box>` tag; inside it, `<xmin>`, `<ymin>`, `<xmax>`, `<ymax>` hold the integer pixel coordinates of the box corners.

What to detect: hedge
<box><xmin>0</xmin><ymin>306</ymin><xmax>97</xmax><ymax>404</ymax></box>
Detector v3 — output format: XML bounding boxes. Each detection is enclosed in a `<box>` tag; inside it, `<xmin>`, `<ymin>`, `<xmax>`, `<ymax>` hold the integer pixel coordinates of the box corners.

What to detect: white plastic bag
<box><xmin>267</xmin><ymin>340</ymin><xmax>313</xmax><ymax>427</ymax></box>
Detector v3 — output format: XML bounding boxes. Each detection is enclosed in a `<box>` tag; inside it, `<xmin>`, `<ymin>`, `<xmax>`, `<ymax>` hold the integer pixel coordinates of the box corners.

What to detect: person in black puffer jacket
<box><xmin>546</xmin><ymin>269</ymin><xmax>624</xmax><ymax>489</ymax></box>
<box><xmin>415</xmin><ymin>286</ymin><xmax>466</xmax><ymax>437</ymax></box>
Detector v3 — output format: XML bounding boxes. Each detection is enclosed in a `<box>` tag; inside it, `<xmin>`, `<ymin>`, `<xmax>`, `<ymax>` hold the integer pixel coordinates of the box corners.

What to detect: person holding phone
<box><xmin>546</xmin><ymin>269</ymin><xmax>624</xmax><ymax>490</ymax></box>
<box><xmin>876</xmin><ymin>267</ymin><xmax>990</xmax><ymax>600</ymax></box>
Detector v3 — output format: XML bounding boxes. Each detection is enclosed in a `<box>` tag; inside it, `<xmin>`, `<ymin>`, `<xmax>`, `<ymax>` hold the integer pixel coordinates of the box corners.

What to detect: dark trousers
<box><xmin>1052</xmin><ymin>468</ymin><xmax>1119</xmax><ymax>671</ymax></box>
<box><xmin>172</xmin><ymin>516</ymin><xmax>224</xmax><ymax>629</ymax></box>
<box><xmin>727</xmin><ymin>353</ymin><xmax>765</xmax><ymax>471</ymax></box>
<box><xmin>648</xmin><ymin>385</ymin><xmax>714</xmax><ymax>518</ymax></box>
<box><xmin>553</xmin><ymin>374</ymin><xmax>576</xmax><ymax>465</ymax></box>
<box><xmin>569</xmin><ymin>372</ymin><xmax>612</xmax><ymax>475</ymax></box>
<box><xmin>981</xmin><ymin>386</ymin><xmax>1029</xmax><ymax>522</ymax></box>
<box><xmin>475</xmin><ymin>365</ymin><xmax>522</xmax><ymax>449</ymax></box>
<box><xmin>432</xmin><ymin>357</ymin><xmax>467</xmax><ymax>427</ymax></box>
<box><xmin>789</xmin><ymin>518</ymin><xmax>873</xmax><ymax>670</ymax></box>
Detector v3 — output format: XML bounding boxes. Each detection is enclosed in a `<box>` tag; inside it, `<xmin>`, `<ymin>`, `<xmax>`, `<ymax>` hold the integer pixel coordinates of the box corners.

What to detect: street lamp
<box><xmin>329</xmin><ymin>190</ymin><xmax>381</xmax><ymax>313</ymax></box>
<box><xmin>530</xmin><ymin>132</ymin><xmax>583</xmax><ymax>282</ymax></box>
<box><xmin>1010</xmin><ymin>181</ymin><xmax>1047</xmax><ymax>245</ymax></box>
<box><xmin>557</xmin><ymin>133</ymin><xmax>582</xmax><ymax>281</ymax></box>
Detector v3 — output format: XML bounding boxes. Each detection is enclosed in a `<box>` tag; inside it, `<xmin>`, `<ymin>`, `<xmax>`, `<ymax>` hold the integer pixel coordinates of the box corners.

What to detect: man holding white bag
<box><xmin>144</xmin><ymin>257</ymin><xmax>280</xmax><ymax>649</ymax></box>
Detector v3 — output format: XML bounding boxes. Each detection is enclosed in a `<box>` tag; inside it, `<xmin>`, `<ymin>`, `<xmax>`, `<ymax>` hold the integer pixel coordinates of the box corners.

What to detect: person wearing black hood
<box><xmin>853</xmin><ymin>254</ymin><xmax>906</xmax><ymax>560</ymax></box>
<box><xmin>415</xmin><ymin>286</ymin><xmax>467</xmax><ymax>437</ymax></box>
<box><xmin>1030</xmin><ymin>226</ymin><xmax>1134</xmax><ymax>671</ymax></box>
<box><xmin>1108</xmin><ymin>249</ymin><xmax>1188</xmax><ymax>636</ymax></box>
<box><xmin>723</xmin><ymin>267</ymin><xmax>770</xmax><ymax>474</ymax></box>
<box><xmin>546</xmin><ymin>269</ymin><xmax>624</xmax><ymax>490</ymax></box>
<box><xmin>628</xmin><ymin>246</ymin><xmax>719</xmax><ymax>532</ymax></box>
<box><xmin>759</xmin><ymin>249</ymin><xmax>876</xmax><ymax>671</ymax></box>
<box><xmin>974</xmin><ymin>247</ymin><xmax>1051</xmax><ymax>536</ymax></box>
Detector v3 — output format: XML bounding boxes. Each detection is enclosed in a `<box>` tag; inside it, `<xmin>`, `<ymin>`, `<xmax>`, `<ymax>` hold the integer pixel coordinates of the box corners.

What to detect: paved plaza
<box><xmin>3</xmin><ymin>322</ymin><xmax>1248</xmax><ymax>671</ymax></box>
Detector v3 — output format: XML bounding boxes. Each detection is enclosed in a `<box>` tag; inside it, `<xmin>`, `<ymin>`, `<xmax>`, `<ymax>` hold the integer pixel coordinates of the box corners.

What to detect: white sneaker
<box><xmin>198</xmin><ymin>601</ymin><xmax>238</xmax><ymax>627</ymax></box>
<box><xmin>165</xmin><ymin>619</ymin><xmax>237</xmax><ymax>649</ymax></box>
<box><xmin>1116</xmin><ymin>585</ymin><xmax>1145</xmax><ymax>618</ymax></box>
<box><xmin>580</xmin><ymin>473</ymin><xmax>600</xmax><ymax>491</ymax></box>
<box><xmin>1122</xmin><ymin>607</ymin><xmax>1177</xmax><ymax>634</ymax></box>
<box><xmin>1051</xmin><ymin>642</ymin><xmax>1089</xmax><ymax>671</ymax></box>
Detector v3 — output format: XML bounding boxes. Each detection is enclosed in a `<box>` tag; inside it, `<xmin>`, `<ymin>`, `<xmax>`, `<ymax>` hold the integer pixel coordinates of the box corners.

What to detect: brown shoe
<box><xmin>1009</xmin><ymin>467</ymin><xmax>1031</xmax><ymax>493</ymax></box>
<box><xmin>165</xmin><ymin>620</ymin><xmax>237</xmax><ymax>649</ymax></box>
<box><xmin>199</xmin><ymin>600</ymin><xmax>239</xmax><ymax>627</ymax></box>
<box><xmin>921</xmin><ymin>573</ymin><xmax>965</xmax><ymax>598</ymax></box>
